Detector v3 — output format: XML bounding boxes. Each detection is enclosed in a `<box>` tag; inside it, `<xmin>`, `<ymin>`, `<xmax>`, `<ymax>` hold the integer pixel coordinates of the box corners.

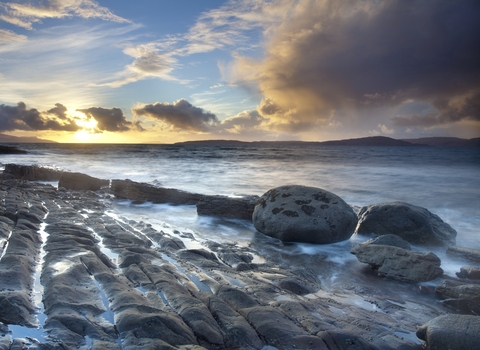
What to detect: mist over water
<box><xmin>3</xmin><ymin>142</ymin><xmax>480</xmax><ymax>277</ymax></box>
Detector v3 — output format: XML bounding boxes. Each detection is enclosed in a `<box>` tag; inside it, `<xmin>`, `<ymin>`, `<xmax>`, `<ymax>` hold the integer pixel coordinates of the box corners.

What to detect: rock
<box><xmin>435</xmin><ymin>279</ymin><xmax>480</xmax><ymax>299</ymax></box>
<box><xmin>59</xmin><ymin>172</ymin><xmax>109</xmax><ymax>191</ymax></box>
<box><xmin>3</xmin><ymin>164</ymin><xmax>63</xmax><ymax>181</ymax></box>
<box><xmin>363</xmin><ymin>234</ymin><xmax>412</xmax><ymax>250</ymax></box>
<box><xmin>416</xmin><ymin>314</ymin><xmax>480</xmax><ymax>350</ymax></box>
<box><xmin>350</xmin><ymin>243</ymin><xmax>443</xmax><ymax>282</ymax></box>
<box><xmin>196</xmin><ymin>194</ymin><xmax>259</xmax><ymax>220</ymax></box>
<box><xmin>355</xmin><ymin>201</ymin><xmax>457</xmax><ymax>246</ymax></box>
<box><xmin>446</xmin><ymin>246</ymin><xmax>480</xmax><ymax>263</ymax></box>
<box><xmin>457</xmin><ymin>266</ymin><xmax>480</xmax><ymax>280</ymax></box>
<box><xmin>252</xmin><ymin>185</ymin><xmax>358</xmax><ymax>244</ymax></box>
<box><xmin>0</xmin><ymin>145</ymin><xmax>27</xmax><ymax>154</ymax></box>
<box><xmin>111</xmin><ymin>179</ymin><xmax>202</xmax><ymax>205</ymax></box>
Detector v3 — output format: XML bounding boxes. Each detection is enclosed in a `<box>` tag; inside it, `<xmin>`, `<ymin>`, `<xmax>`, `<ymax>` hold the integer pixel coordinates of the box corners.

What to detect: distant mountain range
<box><xmin>1</xmin><ymin>133</ymin><xmax>479</xmax><ymax>147</ymax></box>
<box><xmin>0</xmin><ymin>133</ymin><xmax>57</xmax><ymax>143</ymax></box>
<box><xmin>178</xmin><ymin>136</ymin><xmax>480</xmax><ymax>147</ymax></box>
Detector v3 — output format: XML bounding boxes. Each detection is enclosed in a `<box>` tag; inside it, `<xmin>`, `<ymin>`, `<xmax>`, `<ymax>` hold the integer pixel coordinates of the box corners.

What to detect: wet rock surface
<box><xmin>355</xmin><ymin>202</ymin><xmax>457</xmax><ymax>246</ymax></box>
<box><xmin>253</xmin><ymin>185</ymin><xmax>358</xmax><ymax>244</ymax></box>
<box><xmin>0</xmin><ymin>178</ymin><xmax>466</xmax><ymax>350</ymax></box>
<box><xmin>416</xmin><ymin>314</ymin><xmax>480</xmax><ymax>350</ymax></box>
<box><xmin>196</xmin><ymin>195</ymin><xmax>259</xmax><ymax>220</ymax></box>
<box><xmin>350</xmin><ymin>243</ymin><xmax>443</xmax><ymax>282</ymax></box>
<box><xmin>58</xmin><ymin>172</ymin><xmax>109</xmax><ymax>191</ymax></box>
<box><xmin>3</xmin><ymin>164</ymin><xmax>63</xmax><ymax>182</ymax></box>
<box><xmin>446</xmin><ymin>245</ymin><xmax>480</xmax><ymax>263</ymax></box>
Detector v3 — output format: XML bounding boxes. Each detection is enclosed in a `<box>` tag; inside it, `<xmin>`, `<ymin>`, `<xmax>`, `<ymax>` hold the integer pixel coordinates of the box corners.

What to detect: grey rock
<box><xmin>457</xmin><ymin>266</ymin><xmax>480</xmax><ymax>280</ymax></box>
<box><xmin>364</xmin><ymin>234</ymin><xmax>412</xmax><ymax>250</ymax></box>
<box><xmin>111</xmin><ymin>179</ymin><xmax>202</xmax><ymax>205</ymax></box>
<box><xmin>355</xmin><ymin>202</ymin><xmax>457</xmax><ymax>246</ymax></box>
<box><xmin>253</xmin><ymin>185</ymin><xmax>358</xmax><ymax>244</ymax></box>
<box><xmin>350</xmin><ymin>243</ymin><xmax>443</xmax><ymax>282</ymax></box>
<box><xmin>435</xmin><ymin>279</ymin><xmax>480</xmax><ymax>300</ymax></box>
<box><xmin>446</xmin><ymin>246</ymin><xmax>480</xmax><ymax>263</ymax></box>
<box><xmin>59</xmin><ymin>172</ymin><xmax>109</xmax><ymax>191</ymax></box>
<box><xmin>196</xmin><ymin>194</ymin><xmax>259</xmax><ymax>220</ymax></box>
<box><xmin>416</xmin><ymin>314</ymin><xmax>480</xmax><ymax>350</ymax></box>
<box><xmin>3</xmin><ymin>164</ymin><xmax>63</xmax><ymax>181</ymax></box>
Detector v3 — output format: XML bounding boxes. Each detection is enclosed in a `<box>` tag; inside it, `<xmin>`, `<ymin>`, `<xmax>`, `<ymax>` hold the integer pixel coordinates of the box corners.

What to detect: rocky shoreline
<box><xmin>0</xmin><ymin>164</ymin><xmax>479</xmax><ymax>349</ymax></box>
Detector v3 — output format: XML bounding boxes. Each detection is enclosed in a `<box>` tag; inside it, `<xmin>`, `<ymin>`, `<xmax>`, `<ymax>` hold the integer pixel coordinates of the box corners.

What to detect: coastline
<box><xmin>1</xmin><ymin>164</ymin><xmax>478</xmax><ymax>349</ymax></box>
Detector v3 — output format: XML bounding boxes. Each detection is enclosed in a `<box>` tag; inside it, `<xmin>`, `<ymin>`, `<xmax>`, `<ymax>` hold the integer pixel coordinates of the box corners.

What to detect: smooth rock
<box><xmin>253</xmin><ymin>185</ymin><xmax>358</xmax><ymax>244</ymax></box>
<box><xmin>355</xmin><ymin>201</ymin><xmax>457</xmax><ymax>246</ymax></box>
<box><xmin>3</xmin><ymin>164</ymin><xmax>63</xmax><ymax>181</ymax></box>
<box><xmin>196</xmin><ymin>194</ymin><xmax>259</xmax><ymax>220</ymax></box>
<box><xmin>446</xmin><ymin>246</ymin><xmax>480</xmax><ymax>263</ymax></box>
<box><xmin>416</xmin><ymin>314</ymin><xmax>480</xmax><ymax>350</ymax></box>
<box><xmin>363</xmin><ymin>234</ymin><xmax>412</xmax><ymax>250</ymax></box>
<box><xmin>59</xmin><ymin>172</ymin><xmax>109</xmax><ymax>191</ymax></box>
<box><xmin>350</xmin><ymin>243</ymin><xmax>443</xmax><ymax>282</ymax></box>
<box><xmin>111</xmin><ymin>179</ymin><xmax>202</xmax><ymax>205</ymax></box>
<box><xmin>457</xmin><ymin>266</ymin><xmax>480</xmax><ymax>280</ymax></box>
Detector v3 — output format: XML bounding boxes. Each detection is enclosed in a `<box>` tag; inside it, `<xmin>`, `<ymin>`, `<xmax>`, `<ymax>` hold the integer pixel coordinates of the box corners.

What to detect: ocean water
<box><xmin>2</xmin><ymin>142</ymin><xmax>480</xmax><ymax>277</ymax></box>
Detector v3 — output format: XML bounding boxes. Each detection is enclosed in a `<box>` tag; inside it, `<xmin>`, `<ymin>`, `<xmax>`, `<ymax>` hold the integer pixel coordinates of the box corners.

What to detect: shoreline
<box><xmin>0</xmin><ymin>164</ymin><xmax>478</xmax><ymax>349</ymax></box>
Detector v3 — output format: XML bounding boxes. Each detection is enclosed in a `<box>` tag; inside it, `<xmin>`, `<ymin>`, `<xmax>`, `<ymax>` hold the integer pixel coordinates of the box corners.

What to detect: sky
<box><xmin>0</xmin><ymin>0</ymin><xmax>479</xmax><ymax>143</ymax></box>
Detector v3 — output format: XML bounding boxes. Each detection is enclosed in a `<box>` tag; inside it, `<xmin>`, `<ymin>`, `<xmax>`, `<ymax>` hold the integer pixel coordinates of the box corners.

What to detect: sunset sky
<box><xmin>1</xmin><ymin>0</ymin><xmax>479</xmax><ymax>143</ymax></box>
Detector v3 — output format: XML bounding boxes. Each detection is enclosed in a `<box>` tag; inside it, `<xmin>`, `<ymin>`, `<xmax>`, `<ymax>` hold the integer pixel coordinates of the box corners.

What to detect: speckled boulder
<box><xmin>252</xmin><ymin>185</ymin><xmax>357</xmax><ymax>244</ymax></box>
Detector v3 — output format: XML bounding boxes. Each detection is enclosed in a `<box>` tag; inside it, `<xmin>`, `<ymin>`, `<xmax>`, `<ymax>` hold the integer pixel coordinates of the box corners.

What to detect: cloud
<box><xmin>216</xmin><ymin>110</ymin><xmax>265</xmax><ymax>134</ymax></box>
<box><xmin>0</xmin><ymin>28</ymin><xmax>28</xmax><ymax>43</ymax></box>
<box><xmin>225</xmin><ymin>0</ymin><xmax>480</xmax><ymax>132</ymax></box>
<box><xmin>0</xmin><ymin>0</ymin><xmax>131</xmax><ymax>30</ymax></box>
<box><xmin>46</xmin><ymin>103</ymin><xmax>68</xmax><ymax>119</ymax></box>
<box><xmin>96</xmin><ymin>44</ymin><xmax>182</xmax><ymax>88</ymax></box>
<box><xmin>392</xmin><ymin>92</ymin><xmax>480</xmax><ymax>128</ymax></box>
<box><xmin>0</xmin><ymin>101</ymin><xmax>81</xmax><ymax>132</ymax></box>
<box><xmin>132</xmin><ymin>99</ymin><xmax>219</xmax><ymax>133</ymax></box>
<box><xmin>77</xmin><ymin>106</ymin><xmax>141</xmax><ymax>132</ymax></box>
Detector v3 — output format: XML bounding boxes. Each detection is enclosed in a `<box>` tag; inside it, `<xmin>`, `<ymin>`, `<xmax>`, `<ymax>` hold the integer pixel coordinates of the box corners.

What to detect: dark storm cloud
<box><xmin>132</xmin><ymin>99</ymin><xmax>218</xmax><ymax>132</ymax></box>
<box><xmin>0</xmin><ymin>102</ymin><xmax>81</xmax><ymax>132</ymax></box>
<box><xmin>233</xmin><ymin>0</ymin><xmax>480</xmax><ymax>131</ymax></box>
<box><xmin>393</xmin><ymin>92</ymin><xmax>480</xmax><ymax>127</ymax></box>
<box><xmin>78</xmin><ymin>106</ymin><xmax>141</xmax><ymax>132</ymax></box>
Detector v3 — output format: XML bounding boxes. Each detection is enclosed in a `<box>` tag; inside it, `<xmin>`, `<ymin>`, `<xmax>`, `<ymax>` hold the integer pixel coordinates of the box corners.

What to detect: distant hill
<box><xmin>402</xmin><ymin>137</ymin><xmax>480</xmax><ymax>147</ymax></box>
<box><xmin>177</xmin><ymin>136</ymin><xmax>479</xmax><ymax>147</ymax></box>
<box><xmin>0</xmin><ymin>133</ymin><xmax>57</xmax><ymax>143</ymax></box>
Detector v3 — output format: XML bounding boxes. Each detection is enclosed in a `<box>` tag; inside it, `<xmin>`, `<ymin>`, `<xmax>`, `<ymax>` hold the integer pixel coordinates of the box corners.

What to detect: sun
<box><xmin>70</xmin><ymin>111</ymin><xmax>99</xmax><ymax>141</ymax></box>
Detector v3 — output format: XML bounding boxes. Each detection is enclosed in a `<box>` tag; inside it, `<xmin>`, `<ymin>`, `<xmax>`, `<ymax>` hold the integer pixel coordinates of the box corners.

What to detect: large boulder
<box><xmin>196</xmin><ymin>195</ymin><xmax>259</xmax><ymax>220</ymax></box>
<box><xmin>350</xmin><ymin>243</ymin><xmax>443</xmax><ymax>282</ymax></box>
<box><xmin>252</xmin><ymin>185</ymin><xmax>357</xmax><ymax>244</ymax></box>
<box><xmin>59</xmin><ymin>172</ymin><xmax>109</xmax><ymax>191</ymax></box>
<box><xmin>416</xmin><ymin>314</ymin><xmax>480</xmax><ymax>350</ymax></box>
<box><xmin>355</xmin><ymin>202</ymin><xmax>457</xmax><ymax>246</ymax></box>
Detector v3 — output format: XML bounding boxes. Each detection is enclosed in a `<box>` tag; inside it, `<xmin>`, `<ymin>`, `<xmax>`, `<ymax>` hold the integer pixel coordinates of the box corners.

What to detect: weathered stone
<box><xmin>447</xmin><ymin>246</ymin><xmax>480</xmax><ymax>263</ymax></box>
<box><xmin>196</xmin><ymin>195</ymin><xmax>259</xmax><ymax>220</ymax></box>
<box><xmin>435</xmin><ymin>279</ymin><xmax>480</xmax><ymax>300</ymax></box>
<box><xmin>355</xmin><ymin>202</ymin><xmax>457</xmax><ymax>246</ymax></box>
<box><xmin>416</xmin><ymin>314</ymin><xmax>480</xmax><ymax>350</ymax></box>
<box><xmin>253</xmin><ymin>185</ymin><xmax>358</xmax><ymax>244</ymax></box>
<box><xmin>0</xmin><ymin>291</ymin><xmax>37</xmax><ymax>327</ymax></box>
<box><xmin>111</xmin><ymin>179</ymin><xmax>202</xmax><ymax>205</ymax></box>
<box><xmin>457</xmin><ymin>266</ymin><xmax>480</xmax><ymax>280</ymax></box>
<box><xmin>59</xmin><ymin>172</ymin><xmax>109</xmax><ymax>191</ymax></box>
<box><xmin>350</xmin><ymin>243</ymin><xmax>443</xmax><ymax>282</ymax></box>
<box><xmin>3</xmin><ymin>164</ymin><xmax>63</xmax><ymax>181</ymax></box>
<box><xmin>363</xmin><ymin>234</ymin><xmax>412</xmax><ymax>250</ymax></box>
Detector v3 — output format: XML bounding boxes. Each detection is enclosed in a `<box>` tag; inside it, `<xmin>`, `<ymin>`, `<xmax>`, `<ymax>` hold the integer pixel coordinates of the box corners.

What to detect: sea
<box><xmin>1</xmin><ymin>142</ymin><xmax>480</xmax><ymax>345</ymax></box>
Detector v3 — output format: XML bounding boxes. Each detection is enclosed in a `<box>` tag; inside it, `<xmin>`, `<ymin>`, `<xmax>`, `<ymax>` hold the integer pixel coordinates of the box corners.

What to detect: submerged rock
<box><xmin>416</xmin><ymin>314</ymin><xmax>480</xmax><ymax>350</ymax></box>
<box><xmin>196</xmin><ymin>194</ymin><xmax>259</xmax><ymax>220</ymax></box>
<box><xmin>252</xmin><ymin>185</ymin><xmax>357</xmax><ymax>244</ymax></box>
<box><xmin>446</xmin><ymin>246</ymin><xmax>480</xmax><ymax>263</ymax></box>
<box><xmin>457</xmin><ymin>266</ymin><xmax>480</xmax><ymax>280</ymax></box>
<box><xmin>355</xmin><ymin>201</ymin><xmax>457</xmax><ymax>246</ymax></box>
<box><xmin>350</xmin><ymin>243</ymin><xmax>443</xmax><ymax>282</ymax></box>
<box><xmin>363</xmin><ymin>234</ymin><xmax>412</xmax><ymax>250</ymax></box>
